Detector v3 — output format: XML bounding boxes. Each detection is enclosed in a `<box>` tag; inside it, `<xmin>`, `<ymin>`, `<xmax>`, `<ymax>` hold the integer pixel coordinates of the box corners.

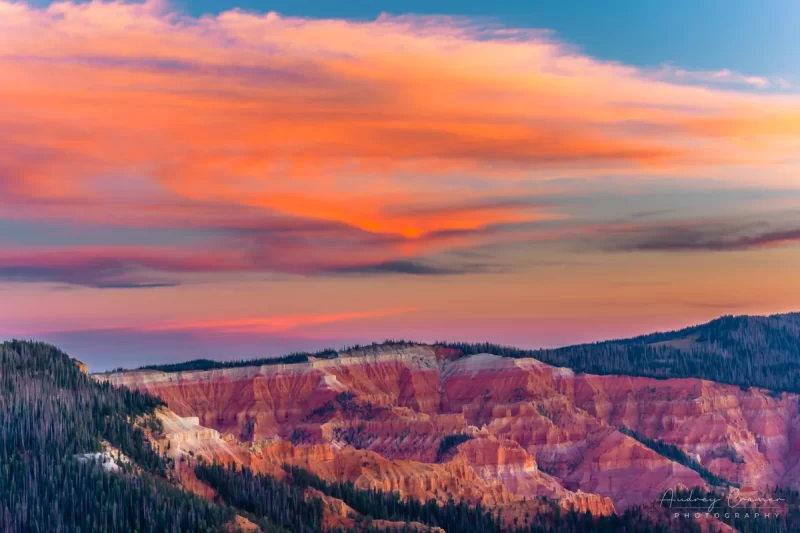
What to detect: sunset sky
<box><xmin>1</xmin><ymin>0</ymin><xmax>799</xmax><ymax>370</ymax></box>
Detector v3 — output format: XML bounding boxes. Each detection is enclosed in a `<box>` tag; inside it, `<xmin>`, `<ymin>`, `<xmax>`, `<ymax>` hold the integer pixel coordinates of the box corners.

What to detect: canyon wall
<box><xmin>100</xmin><ymin>344</ymin><xmax>800</xmax><ymax>516</ymax></box>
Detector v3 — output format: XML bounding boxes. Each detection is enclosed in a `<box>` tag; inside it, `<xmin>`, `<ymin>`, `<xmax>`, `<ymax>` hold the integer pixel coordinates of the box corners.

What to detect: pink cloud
<box><xmin>141</xmin><ymin>307</ymin><xmax>421</xmax><ymax>334</ymax></box>
<box><xmin>0</xmin><ymin>0</ymin><xmax>798</xmax><ymax>244</ymax></box>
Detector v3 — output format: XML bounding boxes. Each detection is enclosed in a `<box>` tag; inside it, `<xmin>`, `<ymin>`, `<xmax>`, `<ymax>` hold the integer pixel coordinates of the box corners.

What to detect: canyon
<box><xmin>99</xmin><ymin>342</ymin><xmax>800</xmax><ymax>526</ymax></box>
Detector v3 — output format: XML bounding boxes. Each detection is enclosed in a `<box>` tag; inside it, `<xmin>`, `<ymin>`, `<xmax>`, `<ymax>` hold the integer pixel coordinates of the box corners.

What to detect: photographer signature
<box><xmin>660</xmin><ymin>488</ymin><xmax>785</xmax><ymax>513</ymax></box>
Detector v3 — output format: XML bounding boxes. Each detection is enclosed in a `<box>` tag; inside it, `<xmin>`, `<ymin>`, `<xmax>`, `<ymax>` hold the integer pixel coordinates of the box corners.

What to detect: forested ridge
<box><xmin>129</xmin><ymin>313</ymin><xmax>800</xmax><ymax>394</ymax></box>
<box><xmin>443</xmin><ymin>312</ymin><xmax>800</xmax><ymax>393</ymax></box>
<box><xmin>195</xmin><ymin>461</ymin><xmax>322</xmax><ymax>533</ymax></box>
<box><xmin>196</xmin><ymin>460</ymin><xmax>703</xmax><ymax>533</ymax></box>
<box><xmin>282</xmin><ymin>465</ymin><xmax>701</xmax><ymax>533</ymax></box>
<box><xmin>135</xmin><ymin>349</ymin><xmax>338</xmax><ymax>373</ymax></box>
<box><xmin>134</xmin><ymin>340</ymin><xmax>413</xmax><ymax>373</ymax></box>
<box><xmin>618</xmin><ymin>427</ymin><xmax>737</xmax><ymax>488</ymax></box>
<box><xmin>0</xmin><ymin>340</ymin><xmax>234</xmax><ymax>532</ymax></box>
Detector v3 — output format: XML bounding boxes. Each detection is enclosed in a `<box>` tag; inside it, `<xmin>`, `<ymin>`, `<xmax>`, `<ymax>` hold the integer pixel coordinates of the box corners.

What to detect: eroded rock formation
<box><xmin>99</xmin><ymin>343</ymin><xmax>800</xmax><ymax>518</ymax></box>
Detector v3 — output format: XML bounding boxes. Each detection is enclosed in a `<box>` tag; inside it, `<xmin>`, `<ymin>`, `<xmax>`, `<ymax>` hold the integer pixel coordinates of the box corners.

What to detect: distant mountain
<box><xmin>135</xmin><ymin>348</ymin><xmax>339</xmax><ymax>373</ymax></box>
<box><xmin>446</xmin><ymin>312</ymin><xmax>800</xmax><ymax>393</ymax></box>
<box><xmin>133</xmin><ymin>313</ymin><xmax>800</xmax><ymax>394</ymax></box>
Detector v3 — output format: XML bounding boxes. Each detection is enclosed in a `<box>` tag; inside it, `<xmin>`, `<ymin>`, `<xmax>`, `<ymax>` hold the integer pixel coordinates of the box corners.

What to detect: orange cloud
<box><xmin>142</xmin><ymin>307</ymin><xmax>420</xmax><ymax>334</ymax></box>
<box><xmin>0</xmin><ymin>0</ymin><xmax>798</xmax><ymax>245</ymax></box>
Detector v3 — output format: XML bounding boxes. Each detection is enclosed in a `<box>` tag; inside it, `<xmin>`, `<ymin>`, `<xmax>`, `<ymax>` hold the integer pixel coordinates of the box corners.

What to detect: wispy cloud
<box><xmin>2</xmin><ymin>307</ymin><xmax>418</xmax><ymax>337</ymax></box>
<box><xmin>0</xmin><ymin>0</ymin><xmax>799</xmax><ymax>296</ymax></box>
<box><xmin>2</xmin><ymin>0</ymin><xmax>799</xmax><ymax>241</ymax></box>
<box><xmin>600</xmin><ymin>220</ymin><xmax>800</xmax><ymax>252</ymax></box>
<box><xmin>652</xmin><ymin>64</ymin><xmax>787</xmax><ymax>90</ymax></box>
<box><xmin>0</xmin><ymin>237</ymin><xmax>502</xmax><ymax>287</ymax></box>
<box><xmin>142</xmin><ymin>307</ymin><xmax>419</xmax><ymax>334</ymax></box>
<box><xmin>322</xmin><ymin>259</ymin><xmax>499</xmax><ymax>276</ymax></box>
<box><xmin>0</xmin><ymin>247</ymin><xmax>254</xmax><ymax>288</ymax></box>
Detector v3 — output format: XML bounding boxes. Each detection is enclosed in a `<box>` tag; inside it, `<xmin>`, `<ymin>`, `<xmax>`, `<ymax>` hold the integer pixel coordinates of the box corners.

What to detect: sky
<box><xmin>1</xmin><ymin>0</ymin><xmax>799</xmax><ymax>370</ymax></box>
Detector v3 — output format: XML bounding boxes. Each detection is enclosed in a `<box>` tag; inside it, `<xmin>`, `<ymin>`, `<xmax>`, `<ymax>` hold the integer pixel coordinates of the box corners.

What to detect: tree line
<box><xmin>441</xmin><ymin>313</ymin><xmax>800</xmax><ymax>394</ymax></box>
<box><xmin>0</xmin><ymin>340</ymin><xmax>235</xmax><ymax>532</ymax></box>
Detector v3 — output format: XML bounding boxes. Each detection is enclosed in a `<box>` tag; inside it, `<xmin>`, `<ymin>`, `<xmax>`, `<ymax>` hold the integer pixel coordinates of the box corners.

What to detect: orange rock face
<box><xmin>73</xmin><ymin>358</ymin><xmax>89</xmax><ymax>374</ymax></box>
<box><xmin>99</xmin><ymin>344</ymin><xmax>800</xmax><ymax>516</ymax></box>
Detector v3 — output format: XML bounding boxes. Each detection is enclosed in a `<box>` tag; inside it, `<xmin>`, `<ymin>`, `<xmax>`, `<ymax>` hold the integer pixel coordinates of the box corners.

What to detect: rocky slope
<box><xmin>99</xmin><ymin>342</ymin><xmax>800</xmax><ymax>518</ymax></box>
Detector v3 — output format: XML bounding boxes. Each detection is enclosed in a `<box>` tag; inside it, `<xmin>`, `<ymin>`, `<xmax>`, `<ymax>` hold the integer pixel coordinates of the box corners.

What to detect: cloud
<box><xmin>322</xmin><ymin>259</ymin><xmax>495</xmax><ymax>276</ymax></box>
<box><xmin>1</xmin><ymin>1</ymin><xmax>799</xmax><ymax>293</ymax></box>
<box><xmin>0</xmin><ymin>247</ymin><xmax>247</xmax><ymax>288</ymax></box>
<box><xmin>601</xmin><ymin>220</ymin><xmax>800</xmax><ymax>252</ymax></box>
<box><xmin>0</xmin><ymin>236</ymin><xmax>502</xmax><ymax>287</ymax></box>
<box><xmin>6</xmin><ymin>307</ymin><xmax>420</xmax><ymax>337</ymax></box>
<box><xmin>141</xmin><ymin>307</ymin><xmax>419</xmax><ymax>334</ymax></box>
<box><xmin>653</xmin><ymin>65</ymin><xmax>779</xmax><ymax>90</ymax></box>
<box><xmin>681</xmin><ymin>300</ymin><xmax>761</xmax><ymax>310</ymax></box>
<box><xmin>0</xmin><ymin>265</ymin><xmax>178</xmax><ymax>289</ymax></box>
<box><xmin>1</xmin><ymin>0</ymin><xmax>799</xmax><ymax>241</ymax></box>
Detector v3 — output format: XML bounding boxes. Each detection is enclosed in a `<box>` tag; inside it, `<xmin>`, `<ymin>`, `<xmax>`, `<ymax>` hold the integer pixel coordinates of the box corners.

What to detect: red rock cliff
<box><xmin>99</xmin><ymin>344</ymin><xmax>800</xmax><ymax>515</ymax></box>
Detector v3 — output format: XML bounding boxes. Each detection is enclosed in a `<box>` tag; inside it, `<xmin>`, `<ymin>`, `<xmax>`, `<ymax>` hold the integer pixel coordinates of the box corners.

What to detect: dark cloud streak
<box><xmin>0</xmin><ymin>264</ymin><xmax>179</xmax><ymax>289</ymax></box>
<box><xmin>604</xmin><ymin>221</ymin><xmax>800</xmax><ymax>252</ymax></box>
<box><xmin>322</xmin><ymin>259</ymin><xmax>497</xmax><ymax>276</ymax></box>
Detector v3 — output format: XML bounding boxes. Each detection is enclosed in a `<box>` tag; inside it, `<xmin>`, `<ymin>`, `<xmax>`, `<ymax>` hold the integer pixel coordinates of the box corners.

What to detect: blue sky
<box><xmin>173</xmin><ymin>0</ymin><xmax>800</xmax><ymax>78</ymax></box>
